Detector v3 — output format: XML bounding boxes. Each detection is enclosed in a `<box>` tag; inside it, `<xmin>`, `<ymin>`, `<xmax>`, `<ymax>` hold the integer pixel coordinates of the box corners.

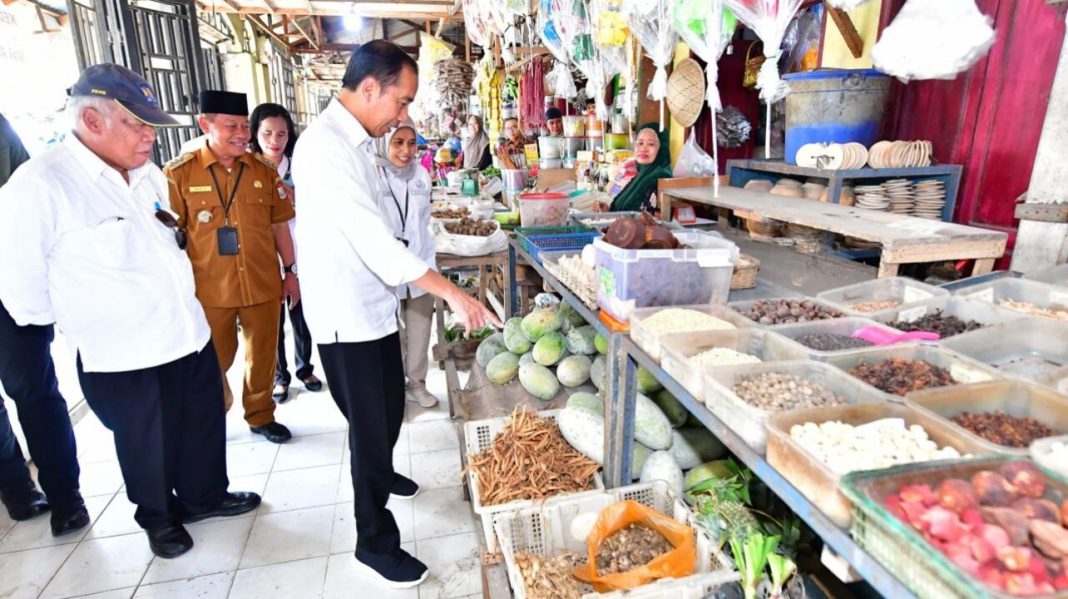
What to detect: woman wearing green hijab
<box><xmin>609</xmin><ymin>124</ymin><xmax>673</xmax><ymax>213</ymax></box>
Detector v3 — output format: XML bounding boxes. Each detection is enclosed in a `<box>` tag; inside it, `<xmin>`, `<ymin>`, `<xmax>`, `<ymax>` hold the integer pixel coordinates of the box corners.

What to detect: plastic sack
<box><xmin>461</xmin><ymin>0</ymin><xmax>488</xmax><ymax>48</ymax></box>
<box><xmin>871</xmin><ymin>0</ymin><xmax>994</xmax><ymax>82</ymax></box>
<box><xmin>548</xmin><ymin>60</ymin><xmax>578</xmax><ymax>99</ymax></box>
<box><xmin>723</xmin><ymin>0</ymin><xmax>805</xmax><ymax>102</ymax></box>
<box><xmin>432</xmin><ymin>221</ymin><xmax>508</xmax><ymax>256</ymax></box>
<box><xmin>625</xmin><ymin>0</ymin><xmax>678</xmax><ymax>129</ymax></box>
<box><xmin>538</xmin><ymin>0</ymin><xmax>571</xmax><ymax>65</ymax></box>
<box><xmin>572</xmin><ymin>500</ymin><xmax>697</xmax><ymax>592</ymax></box>
<box><xmin>674</xmin><ymin>133</ymin><xmax>717</xmax><ymax>178</ymax></box>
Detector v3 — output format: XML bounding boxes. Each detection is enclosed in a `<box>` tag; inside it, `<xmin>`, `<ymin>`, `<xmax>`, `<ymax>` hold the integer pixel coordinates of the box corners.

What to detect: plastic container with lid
<box><xmin>594</xmin><ymin>230</ymin><xmax>739</xmax><ymax>323</ymax></box>
<box><xmin>561</xmin><ymin>115</ymin><xmax>585</xmax><ymax>137</ymax></box>
<box><xmin>726</xmin><ymin>297</ymin><xmax>846</xmax><ymax>328</ymax></box>
<box><xmin>953</xmin><ymin>277</ymin><xmax>1068</xmax><ymax>321</ymax></box>
<box><xmin>824</xmin><ymin>343</ymin><xmax>1002</xmax><ymax>400</ymax></box>
<box><xmin>1030</xmin><ymin>434</ymin><xmax>1068</xmax><ymax>478</ymax></box>
<box><xmin>816</xmin><ymin>277</ymin><xmax>949</xmax><ymax>317</ymax></box>
<box><xmin>518</xmin><ymin>192</ymin><xmax>570</xmax><ymax>228</ymax></box>
<box><xmin>704</xmin><ymin>360</ymin><xmax>887</xmax><ymax>454</ymax></box>
<box><xmin>629</xmin><ymin>304</ymin><xmax>752</xmax><ymax>364</ymax></box>
<box><xmin>905</xmin><ymin>379</ymin><xmax>1068</xmax><ymax>456</ymax></box>
<box><xmin>585</xmin><ymin>113</ymin><xmax>604</xmax><ymax>137</ymax></box>
<box><xmin>537</xmin><ymin>136</ymin><xmax>564</xmax><ymax>160</ymax></box>
<box><xmin>605</xmin><ymin>133</ymin><xmax>630</xmax><ymax>150</ymax></box>
<box><xmin>501</xmin><ymin>168</ymin><xmax>527</xmax><ymax>191</ymax></box>
<box><xmin>771</xmin><ymin>317</ymin><xmax>902</xmax><ymax>360</ymax></box>
<box><xmin>869</xmin><ymin>295</ymin><xmax>1023</xmax><ymax>338</ymax></box>
<box><xmin>659</xmin><ymin>328</ymin><xmax>806</xmax><ymax>399</ymax></box>
<box><xmin>940</xmin><ymin>318</ymin><xmax>1068</xmax><ymax>390</ymax></box>
<box><xmin>538</xmin><ymin>158</ymin><xmax>562</xmax><ymax>170</ymax></box>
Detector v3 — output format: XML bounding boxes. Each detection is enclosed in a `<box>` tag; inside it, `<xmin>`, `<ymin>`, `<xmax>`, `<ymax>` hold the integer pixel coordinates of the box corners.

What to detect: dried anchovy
<box><xmin>464</xmin><ymin>409</ymin><xmax>600</xmax><ymax>506</ymax></box>
<box><xmin>951</xmin><ymin>410</ymin><xmax>1059</xmax><ymax>448</ymax></box>
<box><xmin>848</xmin><ymin>358</ymin><xmax>954</xmax><ymax>396</ymax></box>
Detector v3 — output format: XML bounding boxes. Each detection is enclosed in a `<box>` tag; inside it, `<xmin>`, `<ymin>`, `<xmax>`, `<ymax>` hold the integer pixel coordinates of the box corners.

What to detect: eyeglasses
<box><xmin>154</xmin><ymin>209</ymin><xmax>188</xmax><ymax>250</ymax></box>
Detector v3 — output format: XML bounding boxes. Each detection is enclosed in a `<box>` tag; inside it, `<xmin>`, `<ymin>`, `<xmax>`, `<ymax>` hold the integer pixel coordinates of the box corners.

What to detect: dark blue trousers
<box><xmin>76</xmin><ymin>342</ymin><xmax>229</xmax><ymax>529</ymax></box>
<box><xmin>0</xmin><ymin>300</ymin><xmax>80</xmax><ymax>503</ymax></box>
<box><xmin>275</xmin><ymin>301</ymin><xmax>315</xmax><ymax>386</ymax></box>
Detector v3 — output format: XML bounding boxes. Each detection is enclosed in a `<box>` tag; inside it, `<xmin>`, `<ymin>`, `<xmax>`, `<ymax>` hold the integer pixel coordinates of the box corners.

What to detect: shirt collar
<box><xmin>64</xmin><ymin>132</ymin><xmax>153</xmax><ymax>187</ymax></box>
<box><xmin>325</xmin><ymin>99</ymin><xmax>373</xmax><ymax>151</ymax></box>
<box><xmin>197</xmin><ymin>143</ymin><xmax>254</xmax><ymax>170</ymax></box>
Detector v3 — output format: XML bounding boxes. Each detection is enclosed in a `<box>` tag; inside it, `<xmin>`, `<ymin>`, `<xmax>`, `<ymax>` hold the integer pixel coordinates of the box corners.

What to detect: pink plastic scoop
<box><xmin>851</xmin><ymin>326</ymin><xmax>940</xmax><ymax>346</ymax></box>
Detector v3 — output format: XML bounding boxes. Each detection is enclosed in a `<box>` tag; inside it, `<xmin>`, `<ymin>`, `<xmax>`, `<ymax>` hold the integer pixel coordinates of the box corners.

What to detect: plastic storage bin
<box><xmin>840</xmin><ymin>457</ymin><xmax>1068</xmax><ymax>599</ymax></box>
<box><xmin>869</xmin><ymin>295</ymin><xmax>1024</xmax><ymax>338</ymax></box>
<box><xmin>816</xmin><ymin>276</ymin><xmax>949</xmax><ymax>318</ymax></box>
<box><xmin>905</xmin><ymin>380</ymin><xmax>1068</xmax><ymax>456</ymax></box>
<box><xmin>703</xmin><ymin>360</ymin><xmax>886</xmax><ymax>454</ymax></box>
<box><xmin>765</xmin><ymin>403</ymin><xmax>994</xmax><ymax>527</ymax></box>
<box><xmin>464</xmin><ymin>410</ymin><xmax>605</xmax><ymax>552</ymax></box>
<box><xmin>954</xmin><ymin>277</ymin><xmax>1068</xmax><ymax>321</ymax></box>
<box><xmin>1024</xmin><ymin>263</ymin><xmax>1068</xmax><ymax>286</ymax></box>
<box><xmin>1030</xmin><ymin>434</ymin><xmax>1068</xmax><ymax>478</ymax></box>
<box><xmin>594</xmin><ymin>231</ymin><xmax>739</xmax><ymax>323</ymax></box>
<box><xmin>782</xmin><ymin>69</ymin><xmax>891</xmax><ymax>166</ymax></box>
<box><xmin>562</xmin><ymin>115</ymin><xmax>585</xmax><ymax>137</ymax></box>
<box><xmin>493</xmin><ymin>480</ymin><xmax>737</xmax><ymax>599</ymax></box>
<box><xmin>659</xmin><ymin>329</ymin><xmax>808</xmax><ymax>400</ymax></box>
<box><xmin>538</xmin><ymin>136</ymin><xmax>564</xmax><ymax>159</ymax></box>
<box><xmin>824</xmin><ymin>343</ymin><xmax>1002</xmax><ymax>399</ymax></box>
<box><xmin>940</xmin><ymin>318</ymin><xmax>1068</xmax><ymax>390</ymax></box>
<box><xmin>727</xmin><ymin>297</ymin><xmax>846</xmax><ymax>328</ymax></box>
<box><xmin>771</xmin><ymin>317</ymin><xmax>902</xmax><ymax>360</ymax></box>
<box><xmin>518</xmin><ymin>192</ymin><xmax>570</xmax><ymax>227</ymax></box>
<box><xmin>629</xmin><ymin>304</ymin><xmax>751</xmax><ymax>364</ymax></box>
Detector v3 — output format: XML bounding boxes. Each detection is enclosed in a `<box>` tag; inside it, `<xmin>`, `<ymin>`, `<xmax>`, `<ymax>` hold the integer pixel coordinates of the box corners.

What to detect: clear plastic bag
<box><xmin>674</xmin><ymin>132</ymin><xmax>717</xmax><ymax>178</ymax></box>
<box><xmin>723</xmin><ymin>0</ymin><xmax>806</xmax><ymax>103</ymax></box>
<box><xmin>827</xmin><ymin>0</ymin><xmax>872</xmax><ymax>8</ymax></box>
<box><xmin>871</xmin><ymin>0</ymin><xmax>995</xmax><ymax>82</ymax></box>
<box><xmin>625</xmin><ymin>0</ymin><xmax>678</xmax><ymax>129</ymax></box>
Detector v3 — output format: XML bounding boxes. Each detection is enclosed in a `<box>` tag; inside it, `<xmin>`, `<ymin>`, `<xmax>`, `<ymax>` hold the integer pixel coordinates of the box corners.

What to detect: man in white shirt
<box><xmin>0</xmin><ymin>64</ymin><xmax>260</xmax><ymax>559</ymax></box>
<box><xmin>293</xmin><ymin>40</ymin><xmax>499</xmax><ymax>589</ymax></box>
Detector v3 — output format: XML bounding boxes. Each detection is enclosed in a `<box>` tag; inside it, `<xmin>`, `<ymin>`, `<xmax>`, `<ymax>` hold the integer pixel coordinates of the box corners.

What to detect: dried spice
<box><xmin>848</xmin><ymin>358</ymin><xmax>954</xmax><ymax>395</ymax></box>
<box><xmin>737</xmin><ymin>299</ymin><xmax>843</xmax><ymax>325</ymax></box>
<box><xmin>515</xmin><ymin>552</ymin><xmax>594</xmax><ymax>599</ymax></box>
<box><xmin>894</xmin><ymin>311</ymin><xmax>984</xmax><ymax>338</ymax></box>
<box><xmin>595</xmin><ymin>524</ymin><xmax>673</xmax><ymax>575</ymax></box>
<box><xmin>793</xmin><ymin>333</ymin><xmax>873</xmax><ymax>352</ymax></box>
<box><xmin>465</xmin><ymin>409</ymin><xmax>600</xmax><ymax>506</ymax></box>
<box><xmin>732</xmin><ymin>373</ymin><xmax>845</xmax><ymax>410</ymax></box>
<box><xmin>851</xmin><ymin>300</ymin><xmax>899</xmax><ymax>313</ymax></box>
<box><xmin>950</xmin><ymin>410</ymin><xmax>1059</xmax><ymax>448</ymax></box>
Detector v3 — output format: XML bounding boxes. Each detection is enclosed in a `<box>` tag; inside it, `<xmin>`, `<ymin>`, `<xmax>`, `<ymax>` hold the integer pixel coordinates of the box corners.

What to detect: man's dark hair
<box><xmin>342</xmin><ymin>40</ymin><xmax>418</xmax><ymax>92</ymax></box>
<box><xmin>504</xmin><ymin>116</ymin><xmax>518</xmax><ymax>126</ymax></box>
<box><xmin>249</xmin><ymin>103</ymin><xmax>298</xmax><ymax>157</ymax></box>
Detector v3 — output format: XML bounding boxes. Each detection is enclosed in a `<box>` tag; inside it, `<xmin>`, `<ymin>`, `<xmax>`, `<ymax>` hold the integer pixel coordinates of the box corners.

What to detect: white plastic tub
<box><xmin>629</xmin><ymin>304</ymin><xmax>751</xmax><ymax>364</ymax></box>
<box><xmin>816</xmin><ymin>276</ymin><xmax>949</xmax><ymax>318</ymax></box>
<box><xmin>954</xmin><ymin>278</ymin><xmax>1068</xmax><ymax>321</ymax></box>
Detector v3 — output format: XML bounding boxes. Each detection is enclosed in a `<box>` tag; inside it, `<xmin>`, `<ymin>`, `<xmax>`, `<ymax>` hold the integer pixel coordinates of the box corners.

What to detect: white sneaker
<box><xmin>405</xmin><ymin>387</ymin><xmax>439</xmax><ymax>408</ymax></box>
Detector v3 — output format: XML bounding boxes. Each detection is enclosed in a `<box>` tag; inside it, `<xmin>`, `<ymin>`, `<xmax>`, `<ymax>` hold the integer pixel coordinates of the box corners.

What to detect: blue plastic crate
<box><xmin>523</xmin><ymin>232</ymin><xmax>599</xmax><ymax>264</ymax></box>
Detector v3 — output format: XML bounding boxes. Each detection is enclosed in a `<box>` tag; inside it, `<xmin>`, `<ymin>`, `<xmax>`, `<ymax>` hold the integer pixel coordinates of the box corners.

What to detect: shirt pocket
<box><xmin>237</xmin><ymin>193</ymin><xmax>272</xmax><ymax>229</ymax></box>
<box><xmin>64</xmin><ymin>217</ymin><xmax>138</xmax><ymax>270</ymax></box>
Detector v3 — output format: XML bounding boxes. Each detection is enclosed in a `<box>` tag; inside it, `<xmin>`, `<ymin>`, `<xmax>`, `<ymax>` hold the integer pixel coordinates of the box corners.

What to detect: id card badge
<box><xmin>217</xmin><ymin>226</ymin><xmax>239</xmax><ymax>256</ymax></box>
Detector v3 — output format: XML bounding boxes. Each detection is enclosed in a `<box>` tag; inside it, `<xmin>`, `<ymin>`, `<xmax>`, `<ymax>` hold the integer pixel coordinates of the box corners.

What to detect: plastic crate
<box><xmin>463</xmin><ymin>410</ymin><xmax>605</xmax><ymax>552</ymax></box>
<box><xmin>940</xmin><ymin>318</ymin><xmax>1068</xmax><ymax>390</ymax></box>
<box><xmin>594</xmin><ymin>231</ymin><xmax>739</xmax><ymax>323</ymax></box>
<box><xmin>516</xmin><ymin>225</ymin><xmax>597</xmax><ymax>264</ymax></box>
<box><xmin>840</xmin><ymin>456</ymin><xmax>1068</xmax><ymax>599</ymax></box>
<box><xmin>816</xmin><ymin>276</ymin><xmax>949</xmax><ymax>318</ymax></box>
<box><xmin>954</xmin><ymin>277</ymin><xmax>1068</xmax><ymax>321</ymax></box>
<box><xmin>493</xmin><ymin>480</ymin><xmax>738</xmax><ymax>599</ymax></box>
<box><xmin>629</xmin><ymin>304</ymin><xmax>752</xmax><ymax>364</ymax></box>
<box><xmin>726</xmin><ymin>297</ymin><xmax>847</xmax><ymax>328</ymax></box>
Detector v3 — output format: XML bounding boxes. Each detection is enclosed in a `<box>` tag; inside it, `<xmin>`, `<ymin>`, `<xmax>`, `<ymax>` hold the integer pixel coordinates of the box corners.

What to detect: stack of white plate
<box><xmin>796</xmin><ymin>142</ymin><xmax>869</xmax><ymax>170</ymax></box>
<box><xmin>882</xmin><ymin>178</ymin><xmax>914</xmax><ymax>214</ymax></box>
<box><xmin>912</xmin><ymin>179</ymin><xmax>946</xmax><ymax>219</ymax></box>
<box><xmin>855</xmin><ymin>184</ymin><xmax>889</xmax><ymax>211</ymax></box>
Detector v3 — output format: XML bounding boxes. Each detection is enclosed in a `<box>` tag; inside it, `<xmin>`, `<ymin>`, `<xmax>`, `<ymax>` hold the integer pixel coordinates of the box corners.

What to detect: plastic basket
<box><xmin>840</xmin><ymin>456</ymin><xmax>1068</xmax><ymax>599</ymax></box>
<box><xmin>463</xmin><ymin>409</ymin><xmax>605</xmax><ymax>552</ymax></box>
<box><xmin>493</xmin><ymin>480</ymin><xmax>738</xmax><ymax>599</ymax></box>
<box><xmin>524</xmin><ymin>233</ymin><xmax>600</xmax><ymax>265</ymax></box>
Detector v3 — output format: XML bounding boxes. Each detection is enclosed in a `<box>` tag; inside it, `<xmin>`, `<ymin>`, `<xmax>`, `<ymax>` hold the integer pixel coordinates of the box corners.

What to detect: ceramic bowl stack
<box><xmin>882</xmin><ymin>179</ymin><xmax>914</xmax><ymax>214</ymax></box>
<box><xmin>912</xmin><ymin>179</ymin><xmax>947</xmax><ymax>219</ymax></box>
<box><xmin>854</xmin><ymin>184</ymin><xmax>889</xmax><ymax>211</ymax></box>
<box><xmin>802</xmin><ymin>181</ymin><xmax>827</xmax><ymax>200</ymax></box>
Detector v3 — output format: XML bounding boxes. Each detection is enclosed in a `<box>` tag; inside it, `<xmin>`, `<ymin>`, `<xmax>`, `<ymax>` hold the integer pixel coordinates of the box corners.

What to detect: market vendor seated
<box><xmin>545</xmin><ymin>107</ymin><xmax>564</xmax><ymax>137</ymax></box>
<box><xmin>498</xmin><ymin>117</ymin><xmax>531</xmax><ymax>156</ymax></box>
<box><xmin>600</xmin><ymin>124</ymin><xmax>672</xmax><ymax>214</ymax></box>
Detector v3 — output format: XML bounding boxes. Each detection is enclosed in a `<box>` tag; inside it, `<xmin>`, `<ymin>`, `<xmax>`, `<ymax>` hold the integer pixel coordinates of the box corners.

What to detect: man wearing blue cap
<box><xmin>0</xmin><ymin>64</ymin><xmax>261</xmax><ymax>559</ymax></box>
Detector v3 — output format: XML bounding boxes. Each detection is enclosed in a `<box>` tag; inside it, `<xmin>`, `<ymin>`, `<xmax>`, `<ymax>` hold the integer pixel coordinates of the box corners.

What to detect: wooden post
<box><xmin>465</xmin><ymin>30</ymin><xmax>471</xmax><ymax>62</ymax></box>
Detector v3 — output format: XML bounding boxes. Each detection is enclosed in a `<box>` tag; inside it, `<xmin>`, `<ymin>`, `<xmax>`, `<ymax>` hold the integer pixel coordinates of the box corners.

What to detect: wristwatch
<box><xmin>283</xmin><ymin>263</ymin><xmax>298</xmax><ymax>275</ymax></box>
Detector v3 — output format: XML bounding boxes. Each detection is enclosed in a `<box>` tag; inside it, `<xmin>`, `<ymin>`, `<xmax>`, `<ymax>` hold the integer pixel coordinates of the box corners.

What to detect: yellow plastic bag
<box><xmin>573</xmin><ymin>500</ymin><xmax>697</xmax><ymax>592</ymax></box>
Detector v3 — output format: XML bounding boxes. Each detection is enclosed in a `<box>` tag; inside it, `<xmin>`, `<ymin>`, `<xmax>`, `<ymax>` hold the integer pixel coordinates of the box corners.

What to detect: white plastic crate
<box><xmin>629</xmin><ymin>304</ymin><xmax>752</xmax><ymax>364</ymax></box>
<box><xmin>493</xmin><ymin>480</ymin><xmax>738</xmax><ymax>599</ymax></box>
<box><xmin>463</xmin><ymin>409</ymin><xmax>605</xmax><ymax>552</ymax></box>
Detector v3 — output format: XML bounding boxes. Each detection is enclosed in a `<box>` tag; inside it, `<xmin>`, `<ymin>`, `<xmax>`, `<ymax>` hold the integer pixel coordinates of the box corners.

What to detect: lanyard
<box><xmin>207</xmin><ymin>162</ymin><xmax>246</xmax><ymax>225</ymax></box>
<box><xmin>381</xmin><ymin>169</ymin><xmax>409</xmax><ymax>237</ymax></box>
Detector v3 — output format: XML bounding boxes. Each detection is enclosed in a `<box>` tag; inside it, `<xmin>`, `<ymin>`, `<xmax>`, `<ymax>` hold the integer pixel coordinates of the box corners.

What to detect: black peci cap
<box><xmin>199</xmin><ymin>90</ymin><xmax>248</xmax><ymax>116</ymax></box>
<box><xmin>545</xmin><ymin>107</ymin><xmax>563</xmax><ymax>120</ymax></box>
<box><xmin>68</xmin><ymin>64</ymin><xmax>179</xmax><ymax>127</ymax></box>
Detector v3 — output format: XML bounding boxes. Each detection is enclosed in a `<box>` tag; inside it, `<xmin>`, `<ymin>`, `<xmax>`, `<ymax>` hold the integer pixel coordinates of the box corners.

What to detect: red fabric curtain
<box><xmin>690</xmin><ymin>36</ymin><xmax>762</xmax><ymax>171</ymax></box>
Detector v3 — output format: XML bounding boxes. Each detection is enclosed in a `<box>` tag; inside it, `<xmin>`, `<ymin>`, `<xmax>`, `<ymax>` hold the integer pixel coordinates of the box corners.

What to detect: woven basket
<box><xmin>667</xmin><ymin>58</ymin><xmax>705</xmax><ymax>128</ymax></box>
<box><xmin>745</xmin><ymin>219</ymin><xmax>782</xmax><ymax>240</ymax></box>
<box><xmin>731</xmin><ymin>254</ymin><xmax>760</xmax><ymax>290</ymax></box>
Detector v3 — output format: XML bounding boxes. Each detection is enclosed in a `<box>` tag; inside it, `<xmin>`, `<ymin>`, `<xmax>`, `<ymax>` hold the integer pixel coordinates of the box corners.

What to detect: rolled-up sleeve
<box><xmin>297</xmin><ymin>149</ymin><xmax>429</xmax><ymax>287</ymax></box>
<box><xmin>0</xmin><ymin>176</ymin><xmax>56</xmax><ymax>325</ymax></box>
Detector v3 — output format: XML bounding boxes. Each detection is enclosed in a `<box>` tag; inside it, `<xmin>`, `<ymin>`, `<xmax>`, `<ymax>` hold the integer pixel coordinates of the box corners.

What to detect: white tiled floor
<box><xmin>0</xmin><ymin>339</ymin><xmax>483</xmax><ymax>599</ymax></box>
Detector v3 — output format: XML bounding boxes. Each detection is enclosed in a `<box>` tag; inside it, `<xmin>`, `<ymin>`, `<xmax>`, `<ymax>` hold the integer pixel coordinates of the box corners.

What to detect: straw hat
<box><xmin>667</xmin><ymin>58</ymin><xmax>705</xmax><ymax>128</ymax></box>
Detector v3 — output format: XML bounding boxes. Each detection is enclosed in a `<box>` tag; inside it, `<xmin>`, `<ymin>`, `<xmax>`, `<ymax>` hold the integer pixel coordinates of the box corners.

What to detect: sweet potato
<box><xmin>1030</xmin><ymin>519</ymin><xmax>1068</xmax><ymax>559</ymax></box>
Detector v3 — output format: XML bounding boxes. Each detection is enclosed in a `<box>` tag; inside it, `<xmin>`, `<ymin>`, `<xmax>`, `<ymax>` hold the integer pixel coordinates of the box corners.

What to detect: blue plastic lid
<box><xmin>782</xmin><ymin>68</ymin><xmax>887</xmax><ymax>81</ymax></box>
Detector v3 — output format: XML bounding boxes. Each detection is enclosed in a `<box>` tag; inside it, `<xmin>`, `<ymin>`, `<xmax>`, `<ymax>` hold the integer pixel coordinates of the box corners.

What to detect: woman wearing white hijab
<box><xmin>374</xmin><ymin>121</ymin><xmax>439</xmax><ymax>408</ymax></box>
<box><xmin>461</xmin><ymin>115</ymin><xmax>492</xmax><ymax>170</ymax></box>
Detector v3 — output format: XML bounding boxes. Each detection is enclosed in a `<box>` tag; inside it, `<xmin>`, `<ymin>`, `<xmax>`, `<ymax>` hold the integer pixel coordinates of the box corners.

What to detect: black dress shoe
<box><xmin>391</xmin><ymin>474</ymin><xmax>419</xmax><ymax>500</ymax></box>
<box><xmin>301</xmin><ymin>375</ymin><xmax>323</xmax><ymax>392</ymax></box>
<box><xmin>183</xmin><ymin>491</ymin><xmax>262</xmax><ymax>524</ymax></box>
<box><xmin>1</xmin><ymin>488</ymin><xmax>50</xmax><ymax>521</ymax></box>
<box><xmin>50</xmin><ymin>503</ymin><xmax>90</xmax><ymax>537</ymax></box>
<box><xmin>250</xmin><ymin>422</ymin><xmax>292</xmax><ymax>444</ymax></box>
<box><xmin>146</xmin><ymin>523</ymin><xmax>193</xmax><ymax>558</ymax></box>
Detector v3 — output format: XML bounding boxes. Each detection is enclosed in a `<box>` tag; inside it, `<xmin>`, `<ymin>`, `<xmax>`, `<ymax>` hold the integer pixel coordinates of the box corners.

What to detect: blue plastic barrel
<box><xmin>783</xmin><ymin>69</ymin><xmax>891</xmax><ymax>165</ymax></box>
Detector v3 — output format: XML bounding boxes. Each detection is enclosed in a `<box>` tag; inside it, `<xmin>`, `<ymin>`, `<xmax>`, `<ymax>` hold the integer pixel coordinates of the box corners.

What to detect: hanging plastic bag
<box><xmin>538</xmin><ymin>0</ymin><xmax>572</xmax><ymax>65</ymax></box>
<box><xmin>674</xmin><ymin>132</ymin><xmax>717</xmax><ymax>178</ymax></box>
<box><xmin>572</xmin><ymin>500</ymin><xmax>697</xmax><ymax>592</ymax></box>
<box><xmin>723</xmin><ymin>0</ymin><xmax>805</xmax><ymax>103</ymax></box>
<box><xmin>591</xmin><ymin>0</ymin><xmax>630</xmax><ymax>78</ymax></box>
<box><xmin>871</xmin><ymin>0</ymin><xmax>995</xmax><ymax>82</ymax></box>
<box><xmin>827</xmin><ymin>0</ymin><xmax>872</xmax><ymax>8</ymax></box>
<box><xmin>462</xmin><ymin>0</ymin><xmax>488</xmax><ymax>48</ymax></box>
<box><xmin>549</xmin><ymin>60</ymin><xmax>578</xmax><ymax>99</ymax></box>
<box><xmin>624</xmin><ymin>0</ymin><xmax>678</xmax><ymax>129</ymax></box>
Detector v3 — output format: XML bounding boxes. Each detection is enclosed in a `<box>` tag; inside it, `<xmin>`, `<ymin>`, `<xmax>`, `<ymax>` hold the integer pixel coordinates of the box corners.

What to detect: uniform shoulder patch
<box><xmin>252</xmin><ymin>153</ymin><xmax>279</xmax><ymax>171</ymax></box>
<box><xmin>164</xmin><ymin>152</ymin><xmax>196</xmax><ymax>172</ymax></box>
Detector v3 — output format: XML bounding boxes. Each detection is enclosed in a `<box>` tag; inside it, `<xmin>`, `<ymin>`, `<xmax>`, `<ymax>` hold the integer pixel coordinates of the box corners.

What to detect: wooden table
<box><xmin>662</xmin><ymin>185</ymin><xmax>1008</xmax><ymax>277</ymax></box>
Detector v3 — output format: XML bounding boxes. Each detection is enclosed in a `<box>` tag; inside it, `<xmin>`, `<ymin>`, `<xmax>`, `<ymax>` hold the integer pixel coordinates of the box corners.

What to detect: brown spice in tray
<box><xmin>515</xmin><ymin>552</ymin><xmax>594</xmax><ymax>599</ymax></box>
<box><xmin>848</xmin><ymin>358</ymin><xmax>954</xmax><ymax>396</ymax></box>
<box><xmin>951</xmin><ymin>410</ymin><xmax>1059</xmax><ymax>448</ymax></box>
<box><xmin>595</xmin><ymin>524</ymin><xmax>673</xmax><ymax>575</ymax></box>
<box><xmin>894</xmin><ymin>311</ymin><xmax>984</xmax><ymax>338</ymax></box>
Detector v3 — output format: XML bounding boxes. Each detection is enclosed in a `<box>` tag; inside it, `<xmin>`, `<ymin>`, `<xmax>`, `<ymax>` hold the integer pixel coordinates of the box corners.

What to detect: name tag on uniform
<box><xmin>189</xmin><ymin>185</ymin><xmax>213</xmax><ymax>193</ymax></box>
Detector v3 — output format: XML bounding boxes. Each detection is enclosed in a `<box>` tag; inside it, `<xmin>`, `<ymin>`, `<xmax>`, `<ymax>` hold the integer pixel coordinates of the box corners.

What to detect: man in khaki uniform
<box><xmin>164</xmin><ymin>91</ymin><xmax>298</xmax><ymax>444</ymax></box>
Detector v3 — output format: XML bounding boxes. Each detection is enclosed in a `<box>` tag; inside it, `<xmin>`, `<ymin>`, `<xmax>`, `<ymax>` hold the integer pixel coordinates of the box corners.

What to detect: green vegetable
<box><xmin>677</xmin><ymin>428</ymin><xmax>726</xmax><ymax>462</ymax></box>
<box><xmin>768</xmin><ymin>553</ymin><xmax>797</xmax><ymax>599</ymax></box>
<box><xmin>475</xmin><ymin>333</ymin><xmax>508</xmax><ymax>368</ymax></box>
<box><xmin>518</xmin><ymin>363</ymin><xmax>559</xmax><ymax>400</ymax></box>
<box><xmin>481</xmin><ymin>166</ymin><xmax>501</xmax><ymax>178</ymax></box>
<box><xmin>564</xmin><ymin>325</ymin><xmax>598</xmax><ymax>355</ymax></box>
<box><xmin>683</xmin><ymin>460</ymin><xmax>735</xmax><ymax>500</ymax></box>
<box><xmin>590</xmin><ymin>355</ymin><xmax>607</xmax><ymax>392</ymax></box>
<box><xmin>639</xmin><ymin>450</ymin><xmax>684</xmax><ymax>496</ymax></box>
<box><xmin>653</xmin><ymin>389</ymin><xmax>688</xmax><ymax>427</ymax></box>
<box><xmin>485</xmin><ymin>352</ymin><xmax>520</xmax><ymax>385</ymax></box>
<box><xmin>557</xmin><ymin>302</ymin><xmax>587</xmax><ymax>330</ymax></box>
<box><xmin>594</xmin><ymin>333</ymin><xmax>608</xmax><ymax>355</ymax></box>
<box><xmin>692</xmin><ymin>468</ymin><xmax>759</xmax><ymax>550</ymax></box>
<box><xmin>636</xmin><ymin>366</ymin><xmax>662</xmax><ymax>394</ymax></box>
<box><xmin>557</xmin><ymin>405</ymin><xmax>604</xmax><ymax>464</ymax></box>
<box><xmin>556</xmin><ymin>355</ymin><xmax>592</xmax><ymax>387</ymax></box>
<box><xmin>630</xmin><ymin>442</ymin><xmax>653</xmax><ymax>480</ymax></box>
<box><xmin>503</xmin><ymin>317</ymin><xmax>532</xmax><ymax>354</ymax></box>
<box><xmin>521</xmin><ymin>308</ymin><xmax>562</xmax><ymax>342</ymax></box>
<box><xmin>634</xmin><ymin>393</ymin><xmax>672</xmax><ymax>450</ymax></box>
<box><xmin>532</xmin><ymin>331</ymin><xmax>567</xmax><ymax>366</ymax></box>
<box><xmin>565</xmin><ymin>392</ymin><xmax>603</xmax><ymax>416</ymax></box>
<box><xmin>518</xmin><ymin>351</ymin><xmax>535</xmax><ymax>366</ymax></box>
<box><xmin>730</xmin><ymin>533</ymin><xmax>780</xmax><ymax>599</ymax></box>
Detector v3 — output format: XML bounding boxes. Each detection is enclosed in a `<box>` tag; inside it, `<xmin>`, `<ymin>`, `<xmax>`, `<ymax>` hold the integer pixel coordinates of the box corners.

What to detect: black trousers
<box><xmin>76</xmin><ymin>342</ymin><xmax>229</xmax><ymax>529</ymax></box>
<box><xmin>0</xmin><ymin>300</ymin><xmax>80</xmax><ymax>502</ymax></box>
<box><xmin>319</xmin><ymin>334</ymin><xmax>405</xmax><ymax>555</ymax></box>
<box><xmin>275</xmin><ymin>301</ymin><xmax>315</xmax><ymax>386</ymax></box>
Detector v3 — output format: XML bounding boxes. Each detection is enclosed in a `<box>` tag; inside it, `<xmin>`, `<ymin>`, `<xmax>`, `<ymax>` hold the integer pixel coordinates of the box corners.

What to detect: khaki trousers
<box><xmin>203</xmin><ymin>300</ymin><xmax>280</xmax><ymax>428</ymax></box>
<box><xmin>398</xmin><ymin>293</ymin><xmax>434</xmax><ymax>390</ymax></box>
